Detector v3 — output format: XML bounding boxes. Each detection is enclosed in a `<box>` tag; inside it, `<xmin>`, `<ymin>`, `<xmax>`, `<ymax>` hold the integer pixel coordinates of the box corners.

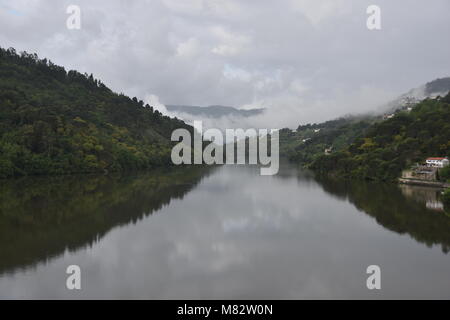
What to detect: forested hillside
<box><xmin>310</xmin><ymin>93</ymin><xmax>450</xmax><ymax>181</ymax></box>
<box><xmin>0</xmin><ymin>47</ymin><xmax>191</xmax><ymax>178</ymax></box>
<box><xmin>279</xmin><ymin>116</ymin><xmax>374</xmax><ymax>165</ymax></box>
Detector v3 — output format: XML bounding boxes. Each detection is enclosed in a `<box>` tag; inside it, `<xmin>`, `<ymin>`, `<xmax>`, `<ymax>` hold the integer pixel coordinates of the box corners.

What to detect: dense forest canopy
<box><xmin>0</xmin><ymin>47</ymin><xmax>191</xmax><ymax>178</ymax></box>
<box><xmin>279</xmin><ymin>91</ymin><xmax>450</xmax><ymax>182</ymax></box>
<box><xmin>279</xmin><ymin>116</ymin><xmax>374</xmax><ymax>165</ymax></box>
<box><xmin>309</xmin><ymin>93</ymin><xmax>450</xmax><ymax>181</ymax></box>
<box><xmin>1</xmin><ymin>46</ymin><xmax>449</xmax><ymax>183</ymax></box>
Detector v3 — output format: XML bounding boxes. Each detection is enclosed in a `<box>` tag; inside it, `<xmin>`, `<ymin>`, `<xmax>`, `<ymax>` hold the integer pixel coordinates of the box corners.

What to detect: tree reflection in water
<box><xmin>313</xmin><ymin>175</ymin><xmax>450</xmax><ymax>254</ymax></box>
<box><xmin>0</xmin><ymin>166</ymin><xmax>214</xmax><ymax>275</ymax></box>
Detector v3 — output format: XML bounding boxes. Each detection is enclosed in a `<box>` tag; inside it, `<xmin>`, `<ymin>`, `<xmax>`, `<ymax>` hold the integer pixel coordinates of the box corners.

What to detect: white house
<box><xmin>426</xmin><ymin>157</ymin><xmax>449</xmax><ymax>168</ymax></box>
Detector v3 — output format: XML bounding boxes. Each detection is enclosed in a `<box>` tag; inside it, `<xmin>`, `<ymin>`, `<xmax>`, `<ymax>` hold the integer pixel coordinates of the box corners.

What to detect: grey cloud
<box><xmin>1</xmin><ymin>0</ymin><xmax>449</xmax><ymax>127</ymax></box>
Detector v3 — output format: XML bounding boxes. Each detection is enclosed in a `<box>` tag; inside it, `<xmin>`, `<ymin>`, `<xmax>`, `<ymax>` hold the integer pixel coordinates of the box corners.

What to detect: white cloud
<box><xmin>176</xmin><ymin>37</ymin><xmax>199</xmax><ymax>58</ymax></box>
<box><xmin>290</xmin><ymin>0</ymin><xmax>350</xmax><ymax>26</ymax></box>
<box><xmin>0</xmin><ymin>0</ymin><xmax>449</xmax><ymax>128</ymax></box>
<box><xmin>145</xmin><ymin>94</ymin><xmax>172</xmax><ymax>116</ymax></box>
<box><xmin>223</xmin><ymin>64</ymin><xmax>252</xmax><ymax>82</ymax></box>
<box><xmin>210</xmin><ymin>26</ymin><xmax>250</xmax><ymax>57</ymax></box>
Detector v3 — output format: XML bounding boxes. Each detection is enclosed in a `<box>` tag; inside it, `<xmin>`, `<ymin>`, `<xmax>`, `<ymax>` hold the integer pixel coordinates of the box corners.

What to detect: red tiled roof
<box><xmin>426</xmin><ymin>157</ymin><xmax>446</xmax><ymax>160</ymax></box>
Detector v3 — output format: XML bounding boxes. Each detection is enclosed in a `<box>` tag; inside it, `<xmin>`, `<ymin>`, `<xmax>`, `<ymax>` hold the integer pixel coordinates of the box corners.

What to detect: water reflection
<box><xmin>312</xmin><ymin>176</ymin><xmax>450</xmax><ymax>253</ymax></box>
<box><xmin>0</xmin><ymin>166</ymin><xmax>214</xmax><ymax>275</ymax></box>
<box><xmin>1</xmin><ymin>163</ymin><xmax>450</xmax><ymax>299</ymax></box>
<box><xmin>399</xmin><ymin>185</ymin><xmax>445</xmax><ymax>212</ymax></box>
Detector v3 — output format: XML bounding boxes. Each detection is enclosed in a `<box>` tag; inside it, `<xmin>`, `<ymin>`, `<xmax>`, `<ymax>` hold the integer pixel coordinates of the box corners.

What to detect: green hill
<box><xmin>309</xmin><ymin>93</ymin><xmax>450</xmax><ymax>181</ymax></box>
<box><xmin>0</xmin><ymin>47</ymin><xmax>191</xmax><ymax>178</ymax></box>
<box><xmin>279</xmin><ymin>116</ymin><xmax>374</xmax><ymax>165</ymax></box>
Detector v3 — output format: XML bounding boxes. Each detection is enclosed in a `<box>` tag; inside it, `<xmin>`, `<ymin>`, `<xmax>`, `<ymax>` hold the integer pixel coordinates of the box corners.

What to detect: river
<box><xmin>0</xmin><ymin>163</ymin><xmax>449</xmax><ymax>299</ymax></box>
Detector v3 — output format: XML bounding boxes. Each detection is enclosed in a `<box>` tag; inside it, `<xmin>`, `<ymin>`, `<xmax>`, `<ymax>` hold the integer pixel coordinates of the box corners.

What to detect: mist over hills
<box><xmin>280</xmin><ymin>80</ymin><xmax>450</xmax><ymax>182</ymax></box>
<box><xmin>166</xmin><ymin>105</ymin><xmax>265</xmax><ymax>118</ymax></box>
<box><xmin>1</xmin><ymin>44</ymin><xmax>448</xmax><ymax>182</ymax></box>
<box><xmin>381</xmin><ymin>77</ymin><xmax>450</xmax><ymax>114</ymax></box>
<box><xmin>165</xmin><ymin>77</ymin><xmax>450</xmax><ymax>134</ymax></box>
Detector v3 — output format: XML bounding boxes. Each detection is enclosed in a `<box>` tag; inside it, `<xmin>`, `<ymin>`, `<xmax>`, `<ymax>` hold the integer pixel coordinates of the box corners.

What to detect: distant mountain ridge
<box><xmin>383</xmin><ymin>77</ymin><xmax>450</xmax><ymax>113</ymax></box>
<box><xmin>425</xmin><ymin>77</ymin><xmax>450</xmax><ymax>95</ymax></box>
<box><xmin>166</xmin><ymin>104</ymin><xmax>265</xmax><ymax>118</ymax></box>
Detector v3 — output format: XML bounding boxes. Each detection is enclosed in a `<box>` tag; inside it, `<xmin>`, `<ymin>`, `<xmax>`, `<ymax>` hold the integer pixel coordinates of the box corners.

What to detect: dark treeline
<box><xmin>0</xmin><ymin>47</ymin><xmax>192</xmax><ymax>178</ymax></box>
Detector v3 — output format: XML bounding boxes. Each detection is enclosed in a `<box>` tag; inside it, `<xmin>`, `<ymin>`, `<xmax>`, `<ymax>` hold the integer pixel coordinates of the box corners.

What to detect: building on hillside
<box><xmin>402</xmin><ymin>166</ymin><xmax>437</xmax><ymax>181</ymax></box>
<box><xmin>425</xmin><ymin>157</ymin><xmax>449</xmax><ymax>168</ymax></box>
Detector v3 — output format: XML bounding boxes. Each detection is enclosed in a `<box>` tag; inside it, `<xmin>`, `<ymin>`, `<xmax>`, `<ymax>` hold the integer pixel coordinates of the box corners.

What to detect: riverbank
<box><xmin>398</xmin><ymin>178</ymin><xmax>450</xmax><ymax>189</ymax></box>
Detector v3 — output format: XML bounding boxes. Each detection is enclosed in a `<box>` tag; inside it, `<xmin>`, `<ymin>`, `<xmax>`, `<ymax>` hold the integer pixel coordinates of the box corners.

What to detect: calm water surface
<box><xmin>1</xmin><ymin>163</ymin><xmax>450</xmax><ymax>299</ymax></box>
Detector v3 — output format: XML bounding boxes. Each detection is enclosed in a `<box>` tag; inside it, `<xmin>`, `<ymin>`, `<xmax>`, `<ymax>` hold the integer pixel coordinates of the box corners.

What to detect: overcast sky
<box><xmin>1</xmin><ymin>0</ymin><xmax>449</xmax><ymax>127</ymax></box>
